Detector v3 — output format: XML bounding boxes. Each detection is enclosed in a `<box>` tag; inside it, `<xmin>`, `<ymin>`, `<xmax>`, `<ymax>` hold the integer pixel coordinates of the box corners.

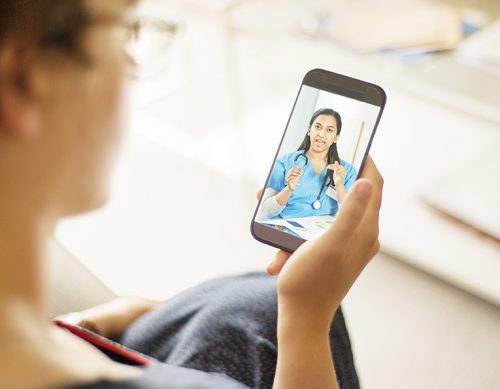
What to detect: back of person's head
<box><xmin>0</xmin><ymin>0</ymin><xmax>136</xmax><ymax>218</ymax></box>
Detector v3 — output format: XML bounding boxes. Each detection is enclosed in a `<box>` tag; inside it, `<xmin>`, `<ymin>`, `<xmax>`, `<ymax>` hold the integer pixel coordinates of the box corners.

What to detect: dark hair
<box><xmin>297</xmin><ymin>108</ymin><xmax>342</xmax><ymax>187</ymax></box>
<box><xmin>0</xmin><ymin>1</ymin><xmax>91</xmax><ymax>62</ymax></box>
<box><xmin>0</xmin><ymin>0</ymin><xmax>132</xmax><ymax>65</ymax></box>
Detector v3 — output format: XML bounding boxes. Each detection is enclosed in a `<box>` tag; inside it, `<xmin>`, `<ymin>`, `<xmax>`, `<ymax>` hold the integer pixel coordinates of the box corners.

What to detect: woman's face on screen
<box><xmin>307</xmin><ymin>114</ymin><xmax>340</xmax><ymax>154</ymax></box>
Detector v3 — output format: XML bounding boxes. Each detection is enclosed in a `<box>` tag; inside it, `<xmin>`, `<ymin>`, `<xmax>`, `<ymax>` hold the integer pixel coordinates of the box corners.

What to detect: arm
<box><xmin>336</xmin><ymin>184</ymin><xmax>347</xmax><ymax>205</ymax></box>
<box><xmin>274</xmin><ymin>304</ymin><xmax>338</xmax><ymax>389</ymax></box>
<box><xmin>256</xmin><ymin>187</ymin><xmax>292</xmax><ymax>220</ymax></box>
<box><xmin>274</xmin><ymin>185</ymin><xmax>294</xmax><ymax>206</ymax></box>
<box><xmin>268</xmin><ymin>156</ymin><xmax>383</xmax><ymax>389</ymax></box>
<box><xmin>331</xmin><ymin>162</ymin><xmax>348</xmax><ymax>205</ymax></box>
<box><xmin>56</xmin><ymin>296</ymin><xmax>160</xmax><ymax>339</ymax></box>
<box><xmin>256</xmin><ymin>166</ymin><xmax>302</xmax><ymax>220</ymax></box>
<box><xmin>338</xmin><ymin>163</ymin><xmax>357</xmax><ymax>205</ymax></box>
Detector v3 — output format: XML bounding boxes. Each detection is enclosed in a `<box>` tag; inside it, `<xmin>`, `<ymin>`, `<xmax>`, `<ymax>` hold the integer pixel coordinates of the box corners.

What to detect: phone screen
<box><xmin>252</xmin><ymin>69</ymin><xmax>385</xmax><ymax>248</ymax></box>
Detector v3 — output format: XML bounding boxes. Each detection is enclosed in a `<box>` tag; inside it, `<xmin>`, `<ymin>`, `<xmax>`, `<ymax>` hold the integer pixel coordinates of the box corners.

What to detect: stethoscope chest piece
<box><xmin>294</xmin><ymin>151</ymin><xmax>334</xmax><ymax>211</ymax></box>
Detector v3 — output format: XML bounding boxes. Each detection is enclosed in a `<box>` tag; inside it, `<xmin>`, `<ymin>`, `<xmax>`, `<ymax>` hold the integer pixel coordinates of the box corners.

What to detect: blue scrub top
<box><xmin>267</xmin><ymin>150</ymin><xmax>357</xmax><ymax>219</ymax></box>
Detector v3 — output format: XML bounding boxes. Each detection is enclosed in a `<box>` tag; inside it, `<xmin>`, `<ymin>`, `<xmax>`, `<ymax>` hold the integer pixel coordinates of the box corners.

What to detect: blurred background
<box><xmin>55</xmin><ymin>0</ymin><xmax>500</xmax><ymax>387</ymax></box>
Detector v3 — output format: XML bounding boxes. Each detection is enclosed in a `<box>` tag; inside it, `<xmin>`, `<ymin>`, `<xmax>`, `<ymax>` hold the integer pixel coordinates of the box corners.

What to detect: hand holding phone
<box><xmin>276</xmin><ymin>162</ymin><xmax>381</xmax><ymax>319</ymax></box>
<box><xmin>254</xmin><ymin>69</ymin><xmax>386</xmax><ymax>389</ymax></box>
<box><xmin>267</xmin><ymin>156</ymin><xmax>382</xmax><ymax>277</ymax></box>
<box><xmin>270</xmin><ymin>156</ymin><xmax>383</xmax><ymax>389</ymax></box>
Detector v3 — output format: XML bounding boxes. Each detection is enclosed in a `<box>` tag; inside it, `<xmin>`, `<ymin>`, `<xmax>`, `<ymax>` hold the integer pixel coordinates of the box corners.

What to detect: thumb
<box><xmin>327</xmin><ymin>179</ymin><xmax>372</xmax><ymax>242</ymax></box>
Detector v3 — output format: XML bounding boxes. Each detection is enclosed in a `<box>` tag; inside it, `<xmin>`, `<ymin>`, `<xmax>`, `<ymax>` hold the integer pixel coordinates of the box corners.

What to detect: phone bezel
<box><xmin>250</xmin><ymin>68</ymin><xmax>387</xmax><ymax>253</ymax></box>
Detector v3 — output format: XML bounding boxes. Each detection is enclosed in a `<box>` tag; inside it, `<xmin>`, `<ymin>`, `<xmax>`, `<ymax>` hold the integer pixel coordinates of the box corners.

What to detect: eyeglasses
<box><xmin>115</xmin><ymin>13</ymin><xmax>178</xmax><ymax>78</ymax></box>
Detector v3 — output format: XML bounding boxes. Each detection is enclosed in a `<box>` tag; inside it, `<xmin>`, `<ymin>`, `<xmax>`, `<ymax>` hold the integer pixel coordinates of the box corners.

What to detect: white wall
<box><xmin>278</xmin><ymin>85</ymin><xmax>318</xmax><ymax>157</ymax></box>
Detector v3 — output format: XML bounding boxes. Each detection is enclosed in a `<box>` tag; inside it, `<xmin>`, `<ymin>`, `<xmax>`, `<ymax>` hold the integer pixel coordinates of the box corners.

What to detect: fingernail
<box><xmin>355</xmin><ymin>182</ymin><xmax>372</xmax><ymax>200</ymax></box>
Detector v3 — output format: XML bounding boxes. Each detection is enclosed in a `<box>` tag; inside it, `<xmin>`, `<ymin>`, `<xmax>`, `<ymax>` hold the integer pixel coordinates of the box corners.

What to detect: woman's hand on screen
<box><xmin>267</xmin><ymin>156</ymin><xmax>383</xmax><ymax>318</ymax></box>
<box><xmin>329</xmin><ymin>162</ymin><xmax>346</xmax><ymax>187</ymax></box>
<box><xmin>286</xmin><ymin>167</ymin><xmax>302</xmax><ymax>191</ymax></box>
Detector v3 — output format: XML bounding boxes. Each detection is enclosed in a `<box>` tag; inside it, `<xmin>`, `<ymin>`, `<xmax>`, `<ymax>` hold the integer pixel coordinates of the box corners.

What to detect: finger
<box><xmin>266</xmin><ymin>250</ymin><xmax>292</xmax><ymax>275</ymax></box>
<box><xmin>325</xmin><ymin>178</ymin><xmax>372</xmax><ymax>243</ymax></box>
<box><xmin>256</xmin><ymin>188</ymin><xmax>264</xmax><ymax>200</ymax></box>
<box><xmin>358</xmin><ymin>156</ymin><xmax>383</xmax><ymax>230</ymax></box>
<box><xmin>359</xmin><ymin>157</ymin><xmax>384</xmax><ymax>243</ymax></box>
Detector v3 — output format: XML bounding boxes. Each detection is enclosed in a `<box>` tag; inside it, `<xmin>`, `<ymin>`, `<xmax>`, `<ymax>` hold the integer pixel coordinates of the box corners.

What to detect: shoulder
<box><xmin>277</xmin><ymin>150</ymin><xmax>302</xmax><ymax>164</ymax></box>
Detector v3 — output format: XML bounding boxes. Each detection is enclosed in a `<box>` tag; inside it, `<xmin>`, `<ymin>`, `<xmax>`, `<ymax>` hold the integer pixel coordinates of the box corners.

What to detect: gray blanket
<box><xmin>117</xmin><ymin>272</ymin><xmax>360</xmax><ymax>389</ymax></box>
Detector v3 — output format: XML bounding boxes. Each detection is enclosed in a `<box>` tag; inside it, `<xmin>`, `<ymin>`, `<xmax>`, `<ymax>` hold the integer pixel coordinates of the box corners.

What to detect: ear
<box><xmin>0</xmin><ymin>45</ymin><xmax>40</xmax><ymax>139</ymax></box>
<box><xmin>333</xmin><ymin>133</ymin><xmax>340</xmax><ymax>143</ymax></box>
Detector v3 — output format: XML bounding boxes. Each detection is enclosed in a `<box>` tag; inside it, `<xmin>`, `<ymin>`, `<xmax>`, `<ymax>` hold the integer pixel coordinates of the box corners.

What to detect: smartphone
<box><xmin>251</xmin><ymin>68</ymin><xmax>386</xmax><ymax>252</ymax></box>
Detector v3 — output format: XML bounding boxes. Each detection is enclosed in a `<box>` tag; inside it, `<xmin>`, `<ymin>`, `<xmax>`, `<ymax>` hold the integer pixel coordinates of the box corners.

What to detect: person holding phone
<box><xmin>0</xmin><ymin>1</ymin><xmax>383</xmax><ymax>389</ymax></box>
<box><xmin>256</xmin><ymin>108</ymin><xmax>357</xmax><ymax>221</ymax></box>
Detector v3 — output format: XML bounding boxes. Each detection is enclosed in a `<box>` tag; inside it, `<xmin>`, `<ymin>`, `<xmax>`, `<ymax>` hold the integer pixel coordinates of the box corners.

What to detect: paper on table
<box><xmin>259</xmin><ymin>215</ymin><xmax>335</xmax><ymax>240</ymax></box>
<box><xmin>418</xmin><ymin>146</ymin><xmax>500</xmax><ymax>243</ymax></box>
<box><xmin>456</xmin><ymin>19</ymin><xmax>500</xmax><ymax>77</ymax></box>
<box><xmin>321</xmin><ymin>2</ymin><xmax>463</xmax><ymax>52</ymax></box>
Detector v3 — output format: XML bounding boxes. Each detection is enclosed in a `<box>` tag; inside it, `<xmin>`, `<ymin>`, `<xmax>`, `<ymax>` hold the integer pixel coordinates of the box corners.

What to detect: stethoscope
<box><xmin>294</xmin><ymin>151</ymin><xmax>333</xmax><ymax>210</ymax></box>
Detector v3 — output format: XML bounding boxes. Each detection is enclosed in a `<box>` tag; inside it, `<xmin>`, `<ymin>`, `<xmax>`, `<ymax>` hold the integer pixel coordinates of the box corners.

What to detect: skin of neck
<box><xmin>0</xmin><ymin>139</ymin><xmax>59</xmax><ymax>334</ymax></box>
<box><xmin>306</xmin><ymin>147</ymin><xmax>329</xmax><ymax>161</ymax></box>
<box><xmin>0</xmin><ymin>200</ymin><xmax>55</xmax><ymax>332</ymax></box>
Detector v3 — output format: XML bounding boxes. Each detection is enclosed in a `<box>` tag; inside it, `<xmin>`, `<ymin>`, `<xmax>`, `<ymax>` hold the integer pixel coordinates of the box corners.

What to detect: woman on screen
<box><xmin>257</xmin><ymin>108</ymin><xmax>357</xmax><ymax>221</ymax></box>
